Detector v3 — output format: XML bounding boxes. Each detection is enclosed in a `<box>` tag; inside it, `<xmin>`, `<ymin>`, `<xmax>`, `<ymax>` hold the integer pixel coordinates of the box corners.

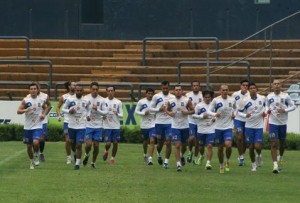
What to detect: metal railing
<box><xmin>177</xmin><ymin>61</ymin><xmax>250</xmax><ymax>88</ymax></box>
<box><xmin>0</xmin><ymin>36</ymin><xmax>30</xmax><ymax>59</ymax></box>
<box><xmin>0</xmin><ymin>60</ymin><xmax>53</xmax><ymax>94</ymax></box>
<box><xmin>54</xmin><ymin>82</ymin><xmax>135</xmax><ymax>101</ymax></box>
<box><xmin>142</xmin><ymin>37</ymin><xmax>219</xmax><ymax>66</ymax></box>
<box><xmin>0</xmin><ymin>81</ymin><xmax>49</xmax><ymax>100</ymax></box>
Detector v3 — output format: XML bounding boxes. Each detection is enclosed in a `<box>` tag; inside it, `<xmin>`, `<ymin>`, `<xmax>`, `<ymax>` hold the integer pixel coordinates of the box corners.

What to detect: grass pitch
<box><xmin>0</xmin><ymin>141</ymin><xmax>299</xmax><ymax>203</ymax></box>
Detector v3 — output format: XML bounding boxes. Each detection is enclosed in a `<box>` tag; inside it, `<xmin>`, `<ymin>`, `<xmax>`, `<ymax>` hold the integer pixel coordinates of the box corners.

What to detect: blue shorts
<box><xmin>172</xmin><ymin>128</ymin><xmax>189</xmax><ymax>144</ymax></box>
<box><xmin>64</xmin><ymin>122</ymin><xmax>69</xmax><ymax>136</ymax></box>
<box><xmin>155</xmin><ymin>124</ymin><xmax>172</xmax><ymax>141</ymax></box>
<box><xmin>197</xmin><ymin>133</ymin><xmax>215</xmax><ymax>146</ymax></box>
<box><xmin>189</xmin><ymin>123</ymin><xmax>197</xmax><ymax>137</ymax></box>
<box><xmin>23</xmin><ymin>129</ymin><xmax>43</xmax><ymax>144</ymax></box>
<box><xmin>104</xmin><ymin>129</ymin><xmax>121</xmax><ymax>142</ymax></box>
<box><xmin>214</xmin><ymin>129</ymin><xmax>233</xmax><ymax>145</ymax></box>
<box><xmin>140</xmin><ymin>127</ymin><xmax>156</xmax><ymax>140</ymax></box>
<box><xmin>245</xmin><ymin>128</ymin><xmax>263</xmax><ymax>144</ymax></box>
<box><xmin>85</xmin><ymin>127</ymin><xmax>103</xmax><ymax>142</ymax></box>
<box><xmin>234</xmin><ymin>119</ymin><xmax>246</xmax><ymax>136</ymax></box>
<box><xmin>68</xmin><ymin>128</ymin><xmax>85</xmax><ymax>144</ymax></box>
<box><xmin>42</xmin><ymin>123</ymin><xmax>47</xmax><ymax>136</ymax></box>
<box><xmin>269</xmin><ymin>124</ymin><xmax>287</xmax><ymax>140</ymax></box>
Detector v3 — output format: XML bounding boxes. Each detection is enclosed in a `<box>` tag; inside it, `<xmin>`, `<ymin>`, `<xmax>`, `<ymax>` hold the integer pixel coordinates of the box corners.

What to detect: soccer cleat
<box><xmin>74</xmin><ymin>165</ymin><xmax>80</xmax><ymax>170</ymax></box>
<box><xmin>66</xmin><ymin>156</ymin><xmax>72</xmax><ymax>165</ymax></box>
<box><xmin>177</xmin><ymin>165</ymin><xmax>182</xmax><ymax>172</ymax></box>
<box><xmin>238</xmin><ymin>158</ymin><xmax>245</xmax><ymax>166</ymax></box>
<box><xmin>91</xmin><ymin>163</ymin><xmax>96</xmax><ymax>169</ymax></box>
<box><xmin>225</xmin><ymin>161</ymin><xmax>230</xmax><ymax>172</ymax></box>
<box><xmin>251</xmin><ymin>163</ymin><xmax>257</xmax><ymax>172</ymax></box>
<box><xmin>187</xmin><ymin>151</ymin><xmax>193</xmax><ymax>163</ymax></box>
<box><xmin>205</xmin><ymin>162</ymin><xmax>212</xmax><ymax>170</ymax></box>
<box><xmin>219</xmin><ymin>167</ymin><xmax>225</xmax><ymax>174</ymax></box>
<box><xmin>109</xmin><ymin>159</ymin><xmax>115</xmax><ymax>165</ymax></box>
<box><xmin>147</xmin><ymin>157</ymin><xmax>153</xmax><ymax>165</ymax></box>
<box><xmin>163</xmin><ymin>162</ymin><xmax>169</xmax><ymax>169</ymax></box>
<box><xmin>157</xmin><ymin>156</ymin><xmax>163</xmax><ymax>165</ymax></box>
<box><xmin>144</xmin><ymin>156</ymin><xmax>148</xmax><ymax>164</ymax></box>
<box><xmin>180</xmin><ymin>156</ymin><xmax>186</xmax><ymax>166</ymax></box>
<box><xmin>147</xmin><ymin>161</ymin><xmax>153</xmax><ymax>165</ymax></box>
<box><xmin>39</xmin><ymin>153</ymin><xmax>45</xmax><ymax>162</ymax></box>
<box><xmin>272</xmin><ymin>165</ymin><xmax>279</xmax><ymax>174</ymax></box>
<box><xmin>256</xmin><ymin>155</ymin><xmax>263</xmax><ymax>167</ymax></box>
<box><xmin>30</xmin><ymin>162</ymin><xmax>35</xmax><ymax>170</ymax></box>
<box><xmin>102</xmin><ymin>151</ymin><xmax>108</xmax><ymax>161</ymax></box>
<box><xmin>83</xmin><ymin>155</ymin><xmax>89</xmax><ymax>166</ymax></box>
<box><xmin>278</xmin><ymin>160</ymin><xmax>283</xmax><ymax>171</ymax></box>
<box><xmin>34</xmin><ymin>158</ymin><xmax>40</xmax><ymax>167</ymax></box>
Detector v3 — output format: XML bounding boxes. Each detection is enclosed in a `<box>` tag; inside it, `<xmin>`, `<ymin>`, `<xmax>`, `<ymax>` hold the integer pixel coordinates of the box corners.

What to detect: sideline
<box><xmin>0</xmin><ymin>149</ymin><xmax>26</xmax><ymax>166</ymax></box>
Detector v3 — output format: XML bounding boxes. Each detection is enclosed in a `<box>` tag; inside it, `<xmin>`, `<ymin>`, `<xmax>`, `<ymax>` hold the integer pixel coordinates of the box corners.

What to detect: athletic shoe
<box><xmin>187</xmin><ymin>152</ymin><xmax>193</xmax><ymax>163</ymax></box>
<box><xmin>34</xmin><ymin>159</ymin><xmax>40</xmax><ymax>166</ymax></box>
<box><xmin>225</xmin><ymin>161</ymin><xmax>230</xmax><ymax>172</ymax></box>
<box><xmin>39</xmin><ymin>153</ymin><xmax>45</xmax><ymax>162</ymax></box>
<box><xmin>66</xmin><ymin>156</ymin><xmax>72</xmax><ymax>165</ymax></box>
<box><xmin>148</xmin><ymin>157</ymin><xmax>153</xmax><ymax>165</ymax></box>
<box><xmin>74</xmin><ymin>165</ymin><xmax>80</xmax><ymax>170</ymax></box>
<box><xmin>147</xmin><ymin>161</ymin><xmax>153</xmax><ymax>165</ymax></box>
<box><xmin>256</xmin><ymin>155</ymin><xmax>263</xmax><ymax>167</ymax></box>
<box><xmin>198</xmin><ymin>156</ymin><xmax>204</xmax><ymax>166</ymax></box>
<box><xmin>219</xmin><ymin>167</ymin><xmax>225</xmax><ymax>174</ymax></box>
<box><xmin>157</xmin><ymin>156</ymin><xmax>163</xmax><ymax>165</ymax></box>
<box><xmin>251</xmin><ymin>163</ymin><xmax>257</xmax><ymax>172</ymax></box>
<box><xmin>238</xmin><ymin>158</ymin><xmax>245</xmax><ymax>166</ymax></box>
<box><xmin>272</xmin><ymin>165</ymin><xmax>279</xmax><ymax>174</ymax></box>
<box><xmin>177</xmin><ymin>165</ymin><xmax>182</xmax><ymax>172</ymax></box>
<box><xmin>144</xmin><ymin>156</ymin><xmax>148</xmax><ymax>164</ymax></box>
<box><xmin>102</xmin><ymin>151</ymin><xmax>108</xmax><ymax>161</ymax></box>
<box><xmin>180</xmin><ymin>156</ymin><xmax>186</xmax><ymax>166</ymax></box>
<box><xmin>30</xmin><ymin>162</ymin><xmax>35</xmax><ymax>170</ymax></box>
<box><xmin>205</xmin><ymin>163</ymin><xmax>212</xmax><ymax>170</ymax></box>
<box><xmin>83</xmin><ymin>155</ymin><xmax>89</xmax><ymax>166</ymax></box>
<box><xmin>278</xmin><ymin>159</ymin><xmax>283</xmax><ymax>171</ymax></box>
<box><xmin>109</xmin><ymin>159</ymin><xmax>115</xmax><ymax>165</ymax></box>
<box><xmin>91</xmin><ymin>163</ymin><xmax>96</xmax><ymax>169</ymax></box>
<box><xmin>163</xmin><ymin>162</ymin><xmax>169</xmax><ymax>169</ymax></box>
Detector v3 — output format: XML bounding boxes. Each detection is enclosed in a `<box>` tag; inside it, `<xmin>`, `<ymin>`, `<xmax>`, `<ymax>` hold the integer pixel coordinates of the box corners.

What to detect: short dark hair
<box><xmin>64</xmin><ymin>81</ymin><xmax>71</xmax><ymax>91</ymax></box>
<box><xmin>248</xmin><ymin>82</ymin><xmax>257</xmax><ymax>88</ymax></box>
<box><xmin>146</xmin><ymin>88</ymin><xmax>154</xmax><ymax>93</ymax></box>
<box><xmin>191</xmin><ymin>80</ymin><xmax>200</xmax><ymax>85</ymax></box>
<box><xmin>106</xmin><ymin>86</ymin><xmax>115</xmax><ymax>91</ymax></box>
<box><xmin>90</xmin><ymin>81</ymin><xmax>99</xmax><ymax>88</ymax></box>
<box><xmin>174</xmin><ymin>84</ymin><xmax>181</xmax><ymax>89</ymax></box>
<box><xmin>240</xmin><ymin>79</ymin><xmax>249</xmax><ymax>85</ymax></box>
<box><xmin>202</xmin><ymin>90</ymin><xmax>214</xmax><ymax>98</ymax></box>
<box><xmin>161</xmin><ymin>80</ymin><xmax>170</xmax><ymax>86</ymax></box>
<box><xmin>29</xmin><ymin>82</ymin><xmax>38</xmax><ymax>89</ymax></box>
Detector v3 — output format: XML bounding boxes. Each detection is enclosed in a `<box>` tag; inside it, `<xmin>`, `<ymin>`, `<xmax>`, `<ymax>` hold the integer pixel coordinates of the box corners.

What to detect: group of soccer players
<box><xmin>18</xmin><ymin>81</ymin><xmax>123</xmax><ymax>170</ymax></box>
<box><xmin>135</xmin><ymin>79</ymin><xmax>296</xmax><ymax>173</ymax></box>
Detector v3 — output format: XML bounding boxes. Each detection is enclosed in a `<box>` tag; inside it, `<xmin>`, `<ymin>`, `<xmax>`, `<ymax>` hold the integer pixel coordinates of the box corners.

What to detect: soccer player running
<box><xmin>17</xmin><ymin>82</ymin><xmax>49</xmax><ymax>169</ymax></box>
<box><xmin>102</xmin><ymin>86</ymin><xmax>123</xmax><ymax>164</ymax></box>
<box><xmin>82</xmin><ymin>82</ymin><xmax>107</xmax><ymax>168</ymax></box>
<box><xmin>185</xmin><ymin>80</ymin><xmax>203</xmax><ymax>165</ymax></box>
<box><xmin>56</xmin><ymin>81</ymin><xmax>76</xmax><ymax>164</ymax></box>
<box><xmin>166</xmin><ymin>84</ymin><xmax>194</xmax><ymax>171</ymax></box>
<box><xmin>238</xmin><ymin>83</ymin><xmax>266</xmax><ymax>172</ymax></box>
<box><xmin>232</xmin><ymin>79</ymin><xmax>249</xmax><ymax>166</ymax></box>
<box><xmin>193</xmin><ymin>90</ymin><xmax>215</xmax><ymax>170</ymax></box>
<box><xmin>134</xmin><ymin>88</ymin><xmax>156</xmax><ymax>165</ymax></box>
<box><xmin>62</xmin><ymin>85</ymin><xmax>89</xmax><ymax>170</ymax></box>
<box><xmin>266</xmin><ymin>79</ymin><xmax>296</xmax><ymax>173</ymax></box>
<box><xmin>150</xmin><ymin>80</ymin><xmax>175</xmax><ymax>169</ymax></box>
<box><xmin>209</xmin><ymin>85</ymin><xmax>236</xmax><ymax>174</ymax></box>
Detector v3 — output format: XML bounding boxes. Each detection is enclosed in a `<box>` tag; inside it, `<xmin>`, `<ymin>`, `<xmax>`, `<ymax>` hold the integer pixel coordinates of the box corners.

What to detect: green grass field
<box><xmin>0</xmin><ymin>142</ymin><xmax>299</xmax><ymax>203</ymax></box>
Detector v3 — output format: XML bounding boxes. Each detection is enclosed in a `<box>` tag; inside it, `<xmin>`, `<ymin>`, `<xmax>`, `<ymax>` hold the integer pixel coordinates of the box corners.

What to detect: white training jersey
<box><xmin>266</xmin><ymin>92</ymin><xmax>296</xmax><ymax>125</ymax></box>
<box><xmin>186</xmin><ymin>91</ymin><xmax>203</xmax><ymax>124</ymax></box>
<box><xmin>232</xmin><ymin>90</ymin><xmax>249</xmax><ymax>122</ymax></box>
<box><xmin>23</xmin><ymin>96</ymin><xmax>45</xmax><ymax>130</ymax></box>
<box><xmin>135</xmin><ymin>98</ymin><xmax>155</xmax><ymax>129</ymax></box>
<box><xmin>27</xmin><ymin>92</ymin><xmax>49</xmax><ymax>124</ymax></box>
<box><xmin>103</xmin><ymin>97</ymin><xmax>123</xmax><ymax>129</ymax></box>
<box><xmin>209</xmin><ymin>95</ymin><xmax>236</xmax><ymax>130</ymax></box>
<box><xmin>193</xmin><ymin>102</ymin><xmax>215</xmax><ymax>134</ymax></box>
<box><xmin>168</xmin><ymin>96</ymin><xmax>190</xmax><ymax>129</ymax></box>
<box><xmin>62</xmin><ymin>93</ymin><xmax>75</xmax><ymax>123</ymax></box>
<box><xmin>238</xmin><ymin>94</ymin><xmax>266</xmax><ymax>129</ymax></box>
<box><xmin>62</xmin><ymin>96</ymin><xmax>89</xmax><ymax>129</ymax></box>
<box><xmin>85</xmin><ymin>94</ymin><xmax>107</xmax><ymax>129</ymax></box>
<box><xmin>150</xmin><ymin>92</ymin><xmax>175</xmax><ymax>125</ymax></box>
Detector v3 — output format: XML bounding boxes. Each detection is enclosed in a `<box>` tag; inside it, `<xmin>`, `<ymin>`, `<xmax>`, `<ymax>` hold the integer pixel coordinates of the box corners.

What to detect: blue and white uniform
<box><xmin>186</xmin><ymin>91</ymin><xmax>203</xmax><ymax>137</ymax></box>
<box><xmin>232</xmin><ymin>90</ymin><xmax>249</xmax><ymax>136</ymax></box>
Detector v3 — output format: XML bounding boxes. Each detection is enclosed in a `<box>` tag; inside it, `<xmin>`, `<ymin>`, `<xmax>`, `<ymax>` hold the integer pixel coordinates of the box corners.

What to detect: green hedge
<box><xmin>0</xmin><ymin>124</ymin><xmax>300</xmax><ymax>150</ymax></box>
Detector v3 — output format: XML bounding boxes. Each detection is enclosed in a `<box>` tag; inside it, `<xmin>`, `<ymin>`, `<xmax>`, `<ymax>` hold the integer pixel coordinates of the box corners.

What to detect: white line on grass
<box><xmin>0</xmin><ymin>149</ymin><xmax>26</xmax><ymax>166</ymax></box>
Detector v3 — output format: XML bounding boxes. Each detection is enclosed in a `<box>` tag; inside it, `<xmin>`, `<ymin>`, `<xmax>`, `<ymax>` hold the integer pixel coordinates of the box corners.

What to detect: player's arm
<box><xmin>182</xmin><ymin>100</ymin><xmax>195</xmax><ymax>115</ymax></box>
<box><xmin>17</xmin><ymin>99</ymin><xmax>28</xmax><ymax>114</ymax></box>
<box><xmin>282</xmin><ymin>95</ymin><xmax>296</xmax><ymax>113</ymax></box>
<box><xmin>134</xmin><ymin>101</ymin><xmax>145</xmax><ymax>116</ymax></box>
<box><xmin>165</xmin><ymin>101</ymin><xmax>175</xmax><ymax>117</ymax></box>
<box><xmin>56</xmin><ymin>96</ymin><xmax>64</xmax><ymax>121</ymax></box>
<box><xmin>116</xmin><ymin>101</ymin><xmax>123</xmax><ymax>118</ymax></box>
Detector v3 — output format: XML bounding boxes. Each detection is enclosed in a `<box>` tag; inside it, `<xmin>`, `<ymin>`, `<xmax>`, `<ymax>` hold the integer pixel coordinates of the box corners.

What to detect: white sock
<box><xmin>111</xmin><ymin>156</ymin><xmax>115</xmax><ymax>160</ymax></box>
<box><xmin>148</xmin><ymin>156</ymin><xmax>153</xmax><ymax>161</ymax></box>
<box><xmin>176</xmin><ymin>161</ymin><xmax>181</xmax><ymax>167</ymax></box>
<box><xmin>164</xmin><ymin>158</ymin><xmax>169</xmax><ymax>164</ymax></box>
<box><xmin>144</xmin><ymin>153</ymin><xmax>147</xmax><ymax>157</ymax></box>
<box><xmin>207</xmin><ymin>160</ymin><xmax>211</xmax><ymax>164</ymax></box>
<box><xmin>273</xmin><ymin>161</ymin><xmax>278</xmax><ymax>167</ymax></box>
<box><xmin>76</xmin><ymin>159</ymin><xmax>81</xmax><ymax>165</ymax></box>
<box><xmin>157</xmin><ymin>152</ymin><xmax>162</xmax><ymax>157</ymax></box>
<box><xmin>240</xmin><ymin>155</ymin><xmax>244</xmax><ymax>159</ymax></box>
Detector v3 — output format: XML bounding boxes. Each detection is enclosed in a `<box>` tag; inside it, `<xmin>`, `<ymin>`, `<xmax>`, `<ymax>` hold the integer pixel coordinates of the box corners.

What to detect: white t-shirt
<box><xmin>62</xmin><ymin>93</ymin><xmax>75</xmax><ymax>123</ymax></box>
<box><xmin>103</xmin><ymin>97</ymin><xmax>123</xmax><ymax>129</ymax></box>
<box><xmin>150</xmin><ymin>92</ymin><xmax>175</xmax><ymax>125</ymax></box>
<box><xmin>168</xmin><ymin>96</ymin><xmax>190</xmax><ymax>129</ymax></box>
<box><xmin>193</xmin><ymin>102</ymin><xmax>215</xmax><ymax>134</ymax></box>
<box><xmin>135</xmin><ymin>98</ymin><xmax>155</xmax><ymax>129</ymax></box>
<box><xmin>23</xmin><ymin>96</ymin><xmax>45</xmax><ymax>130</ymax></box>
<box><xmin>232</xmin><ymin>90</ymin><xmax>249</xmax><ymax>122</ymax></box>
<box><xmin>85</xmin><ymin>94</ymin><xmax>107</xmax><ymax>129</ymax></box>
<box><xmin>186</xmin><ymin>91</ymin><xmax>203</xmax><ymax>124</ymax></box>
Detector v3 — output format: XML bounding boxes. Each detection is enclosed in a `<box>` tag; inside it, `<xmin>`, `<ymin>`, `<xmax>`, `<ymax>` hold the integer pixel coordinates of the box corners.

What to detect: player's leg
<box><xmin>74</xmin><ymin>129</ymin><xmax>85</xmax><ymax>170</ymax></box>
<box><xmin>39</xmin><ymin>123</ymin><xmax>47</xmax><ymax>162</ymax></box>
<box><xmin>224</xmin><ymin>129</ymin><xmax>233</xmax><ymax>172</ymax></box>
<box><xmin>278</xmin><ymin>125</ymin><xmax>287</xmax><ymax>170</ymax></box>
<box><xmin>164</xmin><ymin>125</ymin><xmax>172</xmax><ymax>169</ymax></box>
<box><xmin>147</xmin><ymin>128</ymin><xmax>156</xmax><ymax>165</ymax></box>
<box><xmin>155</xmin><ymin>124</ymin><xmax>164</xmax><ymax>165</ymax></box>
<box><xmin>24</xmin><ymin>130</ymin><xmax>35</xmax><ymax>169</ymax></box>
<box><xmin>32</xmin><ymin>129</ymin><xmax>42</xmax><ymax>166</ymax></box>
<box><xmin>83</xmin><ymin>128</ymin><xmax>93</xmax><ymax>166</ymax></box>
<box><xmin>187</xmin><ymin>123</ymin><xmax>196</xmax><ymax>163</ymax></box>
<box><xmin>140</xmin><ymin>129</ymin><xmax>149</xmax><ymax>164</ymax></box>
<box><xmin>215</xmin><ymin>130</ymin><xmax>224</xmax><ymax>173</ymax></box>
<box><xmin>269</xmin><ymin>124</ymin><xmax>279</xmax><ymax>173</ymax></box>
<box><xmin>110</xmin><ymin>129</ymin><xmax>120</xmax><ymax>164</ymax></box>
<box><xmin>103</xmin><ymin>129</ymin><xmax>112</xmax><ymax>161</ymax></box>
<box><xmin>205</xmin><ymin>133</ymin><xmax>214</xmax><ymax>170</ymax></box>
<box><xmin>235</xmin><ymin>120</ymin><xmax>246</xmax><ymax>166</ymax></box>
